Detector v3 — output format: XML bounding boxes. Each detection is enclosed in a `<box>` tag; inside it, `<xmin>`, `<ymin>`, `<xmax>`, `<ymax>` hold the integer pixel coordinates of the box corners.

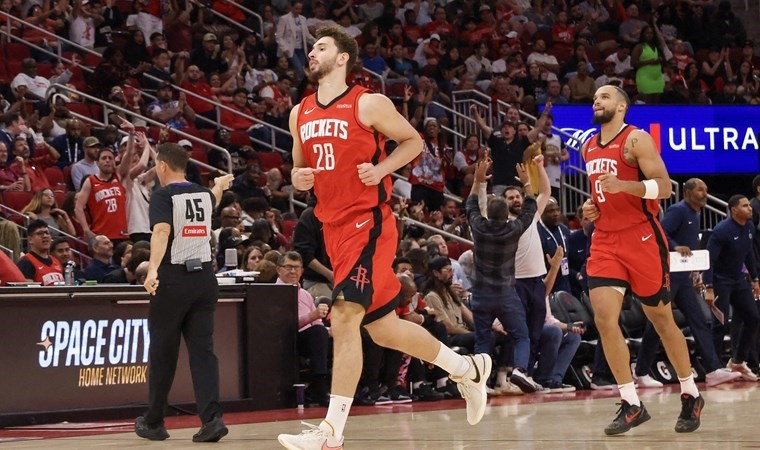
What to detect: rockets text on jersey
<box><xmin>296</xmin><ymin>84</ymin><xmax>391</xmax><ymax>225</ymax></box>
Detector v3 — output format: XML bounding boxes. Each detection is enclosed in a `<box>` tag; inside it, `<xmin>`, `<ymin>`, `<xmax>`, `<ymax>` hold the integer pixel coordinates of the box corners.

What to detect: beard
<box><xmin>592</xmin><ymin>108</ymin><xmax>615</xmax><ymax>124</ymax></box>
<box><xmin>307</xmin><ymin>55</ymin><xmax>337</xmax><ymax>82</ymax></box>
<box><xmin>508</xmin><ymin>205</ymin><xmax>521</xmax><ymax>215</ymax></box>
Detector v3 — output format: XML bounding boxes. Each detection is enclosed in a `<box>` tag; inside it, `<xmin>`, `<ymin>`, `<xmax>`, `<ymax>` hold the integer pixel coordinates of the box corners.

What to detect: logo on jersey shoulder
<box><xmin>304</xmin><ymin>107</ymin><xmax>316</xmax><ymax>115</ymax></box>
<box><xmin>181</xmin><ymin>225</ymin><xmax>208</xmax><ymax>237</ymax></box>
<box><xmin>350</xmin><ymin>264</ymin><xmax>371</xmax><ymax>293</ymax></box>
<box><xmin>336</xmin><ymin>104</ymin><xmax>353</xmax><ymax>109</ymax></box>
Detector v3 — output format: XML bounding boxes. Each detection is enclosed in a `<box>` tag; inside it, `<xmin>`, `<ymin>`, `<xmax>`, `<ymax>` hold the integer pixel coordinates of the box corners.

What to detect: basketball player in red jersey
<box><xmin>582</xmin><ymin>85</ymin><xmax>703</xmax><ymax>435</ymax></box>
<box><xmin>278</xmin><ymin>25</ymin><xmax>492</xmax><ymax>450</ymax></box>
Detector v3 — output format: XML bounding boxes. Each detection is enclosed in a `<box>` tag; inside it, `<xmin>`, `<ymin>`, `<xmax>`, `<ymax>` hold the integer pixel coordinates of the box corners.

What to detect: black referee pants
<box><xmin>144</xmin><ymin>264</ymin><xmax>222</xmax><ymax>426</ymax></box>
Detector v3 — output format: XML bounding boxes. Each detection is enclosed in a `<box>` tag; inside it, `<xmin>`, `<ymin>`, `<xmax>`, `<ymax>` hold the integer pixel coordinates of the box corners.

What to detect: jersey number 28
<box><xmin>313</xmin><ymin>143</ymin><xmax>335</xmax><ymax>171</ymax></box>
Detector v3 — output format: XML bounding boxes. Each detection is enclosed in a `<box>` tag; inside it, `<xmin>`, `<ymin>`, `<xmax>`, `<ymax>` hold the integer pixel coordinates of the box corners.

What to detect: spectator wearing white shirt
<box><xmin>527</xmin><ymin>39</ymin><xmax>560</xmax><ymax>75</ymax></box>
<box><xmin>605</xmin><ymin>45</ymin><xmax>633</xmax><ymax>77</ymax></box>
<box><xmin>70</xmin><ymin>0</ymin><xmax>102</xmax><ymax>50</ymax></box>
<box><xmin>11</xmin><ymin>59</ymin><xmax>50</xmax><ymax>102</ymax></box>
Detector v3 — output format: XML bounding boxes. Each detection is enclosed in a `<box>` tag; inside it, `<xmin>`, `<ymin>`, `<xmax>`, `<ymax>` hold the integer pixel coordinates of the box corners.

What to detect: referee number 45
<box><xmin>594</xmin><ymin>179</ymin><xmax>606</xmax><ymax>203</ymax></box>
<box><xmin>313</xmin><ymin>143</ymin><xmax>335</xmax><ymax>171</ymax></box>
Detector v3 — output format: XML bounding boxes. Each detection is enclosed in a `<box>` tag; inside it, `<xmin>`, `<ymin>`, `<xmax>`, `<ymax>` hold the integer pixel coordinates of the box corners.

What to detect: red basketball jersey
<box><xmin>22</xmin><ymin>252</ymin><xmax>63</xmax><ymax>286</ymax></box>
<box><xmin>296</xmin><ymin>85</ymin><xmax>391</xmax><ymax>225</ymax></box>
<box><xmin>583</xmin><ymin>125</ymin><xmax>661</xmax><ymax>232</ymax></box>
<box><xmin>86</xmin><ymin>174</ymin><xmax>129</xmax><ymax>240</ymax></box>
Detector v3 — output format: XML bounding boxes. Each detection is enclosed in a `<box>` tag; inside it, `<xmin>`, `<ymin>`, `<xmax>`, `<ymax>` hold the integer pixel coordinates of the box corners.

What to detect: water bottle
<box><xmin>64</xmin><ymin>261</ymin><xmax>75</xmax><ymax>286</ymax></box>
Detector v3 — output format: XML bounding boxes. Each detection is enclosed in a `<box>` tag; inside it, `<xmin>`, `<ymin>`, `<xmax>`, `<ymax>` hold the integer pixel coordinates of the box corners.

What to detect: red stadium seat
<box><xmin>258</xmin><ymin>152</ymin><xmax>283</xmax><ymax>171</ymax></box>
<box><xmin>446</xmin><ymin>241</ymin><xmax>462</xmax><ymax>260</ymax></box>
<box><xmin>67</xmin><ymin>102</ymin><xmax>91</xmax><ymax>118</ymax></box>
<box><xmin>230</xmin><ymin>130</ymin><xmax>250</xmax><ymax>146</ymax></box>
<box><xmin>199</xmin><ymin>129</ymin><xmax>216</xmax><ymax>142</ymax></box>
<box><xmin>36</xmin><ymin>62</ymin><xmax>53</xmax><ymax>78</ymax></box>
<box><xmin>81</xmin><ymin>52</ymin><xmax>102</xmax><ymax>68</ymax></box>
<box><xmin>280</xmin><ymin>219</ymin><xmax>298</xmax><ymax>240</ymax></box>
<box><xmin>6</xmin><ymin>43</ymin><xmax>30</xmax><ymax>61</ymax></box>
<box><xmin>190</xmin><ymin>149</ymin><xmax>208</xmax><ymax>165</ymax></box>
<box><xmin>44</xmin><ymin>166</ymin><xmax>66</xmax><ymax>191</ymax></box>
<box><xmin>2</xmin><ymin>190</ymin><xmax>34</xmax><ymax>216</ymax></box>
<box><xmin>89</xmin><ymin>103</ymin><xmax>104</xmax><ymax>122</ymax></box>
<box><xmin>63</xmin><ymin>165</ymin><xmax>74</xmax><ymax>190</ymax></box>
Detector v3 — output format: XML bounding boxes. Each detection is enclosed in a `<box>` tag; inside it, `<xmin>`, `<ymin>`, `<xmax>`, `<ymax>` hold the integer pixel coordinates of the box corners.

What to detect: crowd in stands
<box><xmin>1</xmin><ymin>0</ymin><xmax>760</xmax><ymax>406</ymax></box>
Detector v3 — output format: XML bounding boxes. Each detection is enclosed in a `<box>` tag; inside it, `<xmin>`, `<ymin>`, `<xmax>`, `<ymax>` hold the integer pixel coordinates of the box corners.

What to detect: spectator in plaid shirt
<box><xmin>465</xmin><ymin>154</ymin><xmax>550</xmax><ymax>393</ymax></box>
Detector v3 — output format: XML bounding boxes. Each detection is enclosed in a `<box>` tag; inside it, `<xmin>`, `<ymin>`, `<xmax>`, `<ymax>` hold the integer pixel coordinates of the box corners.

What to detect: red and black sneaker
<box><xmin>675</xmin><ymin>394</ymin><xmax>704</xmax><ymax>433</ymax></box>
<box><xmin>604</xmin><ymin>401</ymin><xmax>651</xmax><ymax>436</ymax></box>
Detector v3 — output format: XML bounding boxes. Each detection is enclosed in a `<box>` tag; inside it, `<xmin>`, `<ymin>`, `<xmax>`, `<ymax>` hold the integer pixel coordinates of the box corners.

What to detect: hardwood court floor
<box><xmin>2</xmin><ymin>383</ymin><xmax>758</xmax><ymax>449</ymax></box>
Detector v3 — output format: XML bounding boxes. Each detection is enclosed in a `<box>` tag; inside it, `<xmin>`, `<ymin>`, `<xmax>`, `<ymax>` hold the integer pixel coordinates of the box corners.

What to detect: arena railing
<box><xmin>214</xmin><ymin>0</ymin><xmax>265</xmax><ymax>41</ymax></box>
<box><xmin>64</xmin><ymin>104</ymin><xmax>221</xmax><ymax>174</ymax></box>
<box><xmin>287</xmin><ymin>192</ymin><xmax>474</xmax><ymax>246</ymax></box>
<box><xmin>47</xmin><ymin>84</ymin><xmax>233</xmax><ymax>173</ymax></box>
<box><xmin>140</xmin><ymin>73</ymin><xmax>290</xmax><ymax>155</ymax></box>
<box><xmin>187</xmin><ymin>0</ymin><xmax>255</xmax><ymax>35</ymax></box>
<box><xmin>1</xmin><ymin>11</ymin><xmax>278</xmax><ymax>149</ymax></box>
<box><xmin>0</xmin><ymin>243</ymin><xmax>14</xmax><ymax>261</ymax></box>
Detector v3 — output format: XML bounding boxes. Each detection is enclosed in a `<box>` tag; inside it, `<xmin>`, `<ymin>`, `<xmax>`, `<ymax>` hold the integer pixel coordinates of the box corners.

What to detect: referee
<box><xmin>136</xmin><ymin>143</ymin><xmax>234</xmax><ymax>442</ymax></box>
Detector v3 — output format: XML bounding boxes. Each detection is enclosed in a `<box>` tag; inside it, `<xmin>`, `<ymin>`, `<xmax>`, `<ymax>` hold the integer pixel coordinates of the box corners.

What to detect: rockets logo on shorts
<box><xmin>350</xmin><ymin>264</ymin><xmax>371</xmax><ymax>293</ymax></box>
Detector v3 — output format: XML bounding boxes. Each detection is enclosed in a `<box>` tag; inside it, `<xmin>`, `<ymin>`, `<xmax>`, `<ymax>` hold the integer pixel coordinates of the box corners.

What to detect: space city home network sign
<box><xmin>37</xmin><ymin>318</ymin><xmax>150</xmax><ymax>387</ymax></box>
<box><xmin>550</xmin><ymin>105</ymin><xmax>760</xmax><ymax>175</ymax></box>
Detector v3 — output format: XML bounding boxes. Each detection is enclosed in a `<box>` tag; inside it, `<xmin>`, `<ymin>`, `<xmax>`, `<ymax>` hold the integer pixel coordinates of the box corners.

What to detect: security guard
<box><xmin>135</xmin><ymin>143</ymin><xmax>234</xmax><ymax>443</ymax></box>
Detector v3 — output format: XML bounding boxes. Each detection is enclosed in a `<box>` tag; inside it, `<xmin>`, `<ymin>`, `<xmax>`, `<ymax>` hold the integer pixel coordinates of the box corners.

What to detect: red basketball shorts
<box><xmin>323</xmin><ymin>203</ymin><xmax>401</xmax><ymax>323</ymax></box>
<box><xmin>586</xmin><ymin>220</ymin><xmax>671</xmax><ymax>306</ymax></box>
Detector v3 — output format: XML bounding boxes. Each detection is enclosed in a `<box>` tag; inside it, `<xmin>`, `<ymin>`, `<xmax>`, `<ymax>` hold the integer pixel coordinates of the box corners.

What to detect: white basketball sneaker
<box><xmin>278</xmin><ymin>422</ymin><xmax>344</xmax><ymax>450</ymax></box>
<box><xmin>449</xmin><ymin>353</ymin><xmax>492</xmax><ymax>425</ymax></box>
<box><xmin>633</xmin><ymin>374</ymin><xmax>664</xmax><ymax>388</ymax></box>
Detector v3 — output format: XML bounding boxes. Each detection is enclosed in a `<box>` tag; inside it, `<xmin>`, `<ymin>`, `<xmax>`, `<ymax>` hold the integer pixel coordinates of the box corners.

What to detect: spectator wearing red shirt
<box><xmin>220</xmin><ymin>88</ymin><xmax>272</xmax><ymax>147</ymax></box>
<box><xmin>180</xmin><ymin>65</ymin><xmax>219</xmax><ymax>129</ymax></box>
<box><xmin>552</xmin><ymin>10</ymin><xmax>576</xmax><ymax>63</ymax></box>
<box><xmin>10</xmin><ymin>137</ymin><xmax>59</xmax><ymax>193</ymax></box>
<box><xmin>0</xmin><ymin>142</ymin><xmax>29</xmax><ymax>192</ymax></box>
<box><xmin>425</xmin><ymin>6</ymin><xmax>454</xmax><ymax>39</ymax></box>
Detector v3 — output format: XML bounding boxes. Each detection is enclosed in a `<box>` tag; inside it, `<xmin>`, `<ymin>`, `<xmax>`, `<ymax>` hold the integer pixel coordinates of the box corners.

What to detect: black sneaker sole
<box><xmin>604</xmin><ymin>406</ymin><xmax>651</xmax><ymax>436</ymax></box>
<box><xmin>675</xmin><ymin>396</ymin><xmax>704</xmax><ymax>433</ymax></box>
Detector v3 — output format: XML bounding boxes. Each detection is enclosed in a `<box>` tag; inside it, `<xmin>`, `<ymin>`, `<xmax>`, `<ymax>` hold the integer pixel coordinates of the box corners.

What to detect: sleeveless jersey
<box><xmin>149</xmin><ymin>183</ymin><xmax>215</xmax><ymax>266</ymax></box>
<box><xmin>86</xmin><ymin>174</ymin><xmax>129</xmax><ymax>240</ymax></box>
<box><xmin>296</xmin><ymin>85</ymin><xmax>391</xmax><ymax>225</ymax></box>
<box><xmin>583</xmin><ymin>125</ymin><xmax>660</xmax><ymax>232</ymax></box>
<box><xmin>23</xmin><ymin>252</ymin><xmax>63</xmax><ymax>286</ymax></box>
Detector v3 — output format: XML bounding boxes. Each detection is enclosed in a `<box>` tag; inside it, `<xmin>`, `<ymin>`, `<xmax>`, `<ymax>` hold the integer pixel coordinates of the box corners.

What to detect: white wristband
<box><xmin>642</xmin><ymin>179</ymin><xmax>659</xmax><ymax>199</ymax></box>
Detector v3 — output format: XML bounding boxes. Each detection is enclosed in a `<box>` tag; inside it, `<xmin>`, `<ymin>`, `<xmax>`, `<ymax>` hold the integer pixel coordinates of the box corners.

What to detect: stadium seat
<box><xmin>280</xmin><ymin>219</ymin><xmax>298</xmax><ymax>240</ymax></box>
<box><xmin>36</xmin><ymin>62</ymin><xmax>53</xmax><ymax>78</ymax></box>
<box><xmin>258</xmin><ymin>152</ymin><xmax>283</xmax><ymax>171</ymax></box>
<box><xmin>89</xmin><ymin>103</ymin><xmax>104</xmax><ymax>122</ymax></box>
<box><xmin>6</xmin><ymin>43</ymin><xmax>30</xmax><ymax>61</ymax></box>
<box><xmin>190</xmin><ymin>150</ymin><xmax>208</xmax><ymax>165</ymax></box>
<box><xmin>63</xmin><ymin>165</ymin><xmax>74</xmax><ymax>190</ymax></box>
<box><xmin>230</xmin><ymin>130</ymin><xmax>250</xmax><ymax>146</ymax></box>
<box><xmin>81</xmin><ymin>52</ymin><xmax>102</xmax><ymax>68</ymax></box>
<box><xmin>67</xmin><ymin>102</ymin><xmax>91</xmax><ymax>118</ymax></box>
<box><xmin>446</xmin><ymin>241</ymin><xmax>462</xmax><ymax>260</ymax></box>
<box><xmin>1</xmin><ymin>191</ymin><xmax>34</xmax><ymax>223</ymax></box>
<box><xmin>44</xmin><ymin>166</ymin><xmax>67</xmax><ymax>191</ymax></box>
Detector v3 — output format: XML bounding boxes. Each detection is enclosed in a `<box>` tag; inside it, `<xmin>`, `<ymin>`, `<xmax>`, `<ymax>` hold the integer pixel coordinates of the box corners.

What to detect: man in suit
<box><xmin>275</xmin><ymin>2</ymin><xmax>315</xmax><ymax>81</ymax></box>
